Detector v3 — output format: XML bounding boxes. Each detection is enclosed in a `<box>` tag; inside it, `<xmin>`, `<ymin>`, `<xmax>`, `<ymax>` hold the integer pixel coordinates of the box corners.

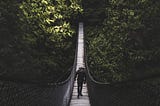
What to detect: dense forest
<box><xmin>0</xmin><ymin>0</ymin><xmax>160</xmax><ymax>83</ymax></box>
<box><xmin>0</xmin><ymin>0</ymin><xmax>82</xmax><ymax>82</ymax></box>
<box><xmin>84</xmin><ymin>0</ymin><xmax>160</xmax><ymax>82</ymax></box>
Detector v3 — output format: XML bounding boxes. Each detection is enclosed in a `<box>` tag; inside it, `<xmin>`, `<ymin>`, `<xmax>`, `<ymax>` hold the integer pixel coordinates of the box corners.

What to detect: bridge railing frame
<box><xmin>0</xmin><ymin>25</ymin><xmax>79</xmax><ymax>106</ymax></box>
<box><xmin>84</xmin><ymin>24</ymin><xmax>160</xmax><ymax>106</ymax></box>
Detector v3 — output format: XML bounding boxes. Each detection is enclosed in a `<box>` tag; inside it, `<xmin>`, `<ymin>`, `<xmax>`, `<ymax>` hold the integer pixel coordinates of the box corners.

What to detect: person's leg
<box><xmin>79</xmin><ymin>82</ymin><xmax>83</xmax><ymax>96</ymax></box>
<box><xmin>77</xmin><ymin>82</ymin><xmax>81</xmax><ymax>98</ymax></box>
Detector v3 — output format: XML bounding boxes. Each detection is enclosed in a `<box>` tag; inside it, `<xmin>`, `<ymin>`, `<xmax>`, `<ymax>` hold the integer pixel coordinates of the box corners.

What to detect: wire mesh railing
<box><xmin>84</xmin><ymin>34</ymin><xmax>160</xmax><ymax>106</ymax></box>
<box><xmin>0</xmin><ymin>53</ymin><xmax>77</xmax><ymax>106</ymax></box>
<box><xmin>0</xmin><ymin>65</ymin><xmax>76</xmax><ymax>106</ymax></box>
<box><xmin>0</xmin><ymin>35</ymin><xmax>78</xmax><ymax>106</ymax></box>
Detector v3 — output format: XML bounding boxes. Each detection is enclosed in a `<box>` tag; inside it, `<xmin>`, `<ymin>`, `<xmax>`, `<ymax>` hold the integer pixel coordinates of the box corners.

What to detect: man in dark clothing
<box><xmin>75</xmin><ymin>67</ymin><xmax>86</xmax><ymax>98</ymax></box>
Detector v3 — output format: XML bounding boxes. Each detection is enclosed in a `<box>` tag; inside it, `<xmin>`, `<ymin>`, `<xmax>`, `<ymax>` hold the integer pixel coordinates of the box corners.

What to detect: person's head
<box><xmin>80</xmin><ymin>67</ymin><xmax>84</xmax><ymax>69</ymax></box>
<box><xmin>78</xmin><ymin>67</ymin><xmax>85</xmax><ymax>72</ymax></box>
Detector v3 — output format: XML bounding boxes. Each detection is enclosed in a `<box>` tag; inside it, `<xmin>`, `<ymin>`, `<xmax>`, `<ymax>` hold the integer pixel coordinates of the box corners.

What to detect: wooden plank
<box><xmin>70</xmin><ymin>22</ymin><xmax>90</xmax><ymax>106</ymax></box>
<box><xmin>76</xmin><ymin>22</ymin><xmax>85</xmax><ymax>70</ymax></box>
<box><xmin>70</xmin><ymin>82</ymin><xmax>90</xmax><ymax>106</ymax></box>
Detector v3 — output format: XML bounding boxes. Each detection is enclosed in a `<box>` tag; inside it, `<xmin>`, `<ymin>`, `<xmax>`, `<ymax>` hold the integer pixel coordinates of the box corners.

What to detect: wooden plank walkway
<box><xmin>70</xmin><ymin>81</ymin><xmax>90</xmax><ymax>106</ymax></box>
<box><xmin>70</xmin><ymin>23</ymin><xmax>90</xmax><ymax>106</ymax></box>
<box><xmin>76</xmin><ymin>22</ymin><xmax>85</xmax><ymax>70</ymax></box>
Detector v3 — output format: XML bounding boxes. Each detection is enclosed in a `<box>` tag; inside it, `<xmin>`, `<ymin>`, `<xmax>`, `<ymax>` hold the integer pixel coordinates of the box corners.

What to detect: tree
<box><xmin>0</xmin><ymin>0</ymin><xmax>82</xmax><ymax>82</ymax></box>
<box><xmin>85</xmin><ymin>0</ymin><xmax>160</xmax><ymax>82</ymax></box>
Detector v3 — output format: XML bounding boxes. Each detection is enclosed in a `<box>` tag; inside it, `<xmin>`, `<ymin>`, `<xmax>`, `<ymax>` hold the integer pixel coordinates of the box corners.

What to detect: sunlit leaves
<box><xmin>19</xmin><ymin>0</ymin><xmax>82</xmax><ymax>42</ymax></box>
<box><xmin>0</xmin><ymin>0</ymin><xmax>82</xmax><ymax>81</ymax></box>
<box><xmin>86</xmin><ymin>0</ymin><xmax>160</xmax><ymax>82</ymax></box>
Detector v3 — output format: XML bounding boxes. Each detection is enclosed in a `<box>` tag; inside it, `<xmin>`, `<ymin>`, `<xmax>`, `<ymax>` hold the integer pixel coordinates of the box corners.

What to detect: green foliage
<box><xmin>85</xmin><ymin>0</ymin><xmax>160</xmax><ymax>82</ymax></box>
<box><xmin>0</xmin><ymin>0</ymin><xmax>82</xmax><ymax>82</ymax></box>
<box><xmin>83</xmin><ymin>0</ymin><xmax>106</xmax><ymax>25</ymax></box>
<box><xmin>19</xmin><ymin>0</ymin><xmax>82</xmax><ymax>41</ymax></box>
<box><xmin>0</xmin><ymin>0</ymin><xmax>21</xmax><ymax>77</ymax></box>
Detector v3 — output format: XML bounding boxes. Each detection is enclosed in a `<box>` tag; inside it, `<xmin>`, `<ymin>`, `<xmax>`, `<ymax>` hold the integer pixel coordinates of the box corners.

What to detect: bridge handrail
<box><xmin>0</xmin><ymin>66</ymin><xmax>72</xmax><ymax>86</ymax></box>
<box><xmin>84</xmin><ymin>28</ymin><xmax>160</xmax><ymax>106</ymax></box>
<box><xmin>0</xmin><ymin>25</ymin><xmax>78</xmax><ymax>106</ymax></box>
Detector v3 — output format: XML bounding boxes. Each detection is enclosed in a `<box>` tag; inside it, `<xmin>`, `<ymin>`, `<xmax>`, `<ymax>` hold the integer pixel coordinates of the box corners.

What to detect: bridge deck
<box><xmin>70</xmin><ymin>22</ymin><xmax>90</xmax><ymax>106</ymax></box>
<box><xmin>70</xmin><ymin>81</ymin><xmax>90</xmax><ymax>106</ymax></box>
<box><xmin>76</xmin><ymin>22</ymin><xmax>85</xmax><ymax>70</ymax></box>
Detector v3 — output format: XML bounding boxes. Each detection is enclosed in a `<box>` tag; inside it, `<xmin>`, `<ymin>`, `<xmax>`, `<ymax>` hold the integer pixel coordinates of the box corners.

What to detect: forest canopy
<box><xmin>0</xmin><ymin>0</ymin><xmax>82</xmax><ymax>82</ymax></box>
<box><xmin>1</xmin><ymin>0</ymin><xmax>160</xmax><ymax>83</ymax></box>
<box><xmin>84</xmin><ymin>0</ymin><xmax>160</xmax><ymax>82</ymax></box>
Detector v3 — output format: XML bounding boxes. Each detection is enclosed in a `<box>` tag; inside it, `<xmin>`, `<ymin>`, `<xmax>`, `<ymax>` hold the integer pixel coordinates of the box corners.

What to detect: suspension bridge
<box><xmin>70</xmin><ymin>22</ymin><xmax>90</xmax><ymax>106</ymax></box>
<box><xmin>0</xmin><ymin>23</ymin><xmax>160</xmax><ymax>106</ymax></box>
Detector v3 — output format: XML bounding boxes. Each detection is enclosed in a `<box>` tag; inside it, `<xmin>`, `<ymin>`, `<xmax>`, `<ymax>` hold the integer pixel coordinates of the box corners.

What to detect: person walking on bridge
<box><xmin>75</xmin><ymin>67</ymin><xmax>86</xmax><ymax>98</ymax></box>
